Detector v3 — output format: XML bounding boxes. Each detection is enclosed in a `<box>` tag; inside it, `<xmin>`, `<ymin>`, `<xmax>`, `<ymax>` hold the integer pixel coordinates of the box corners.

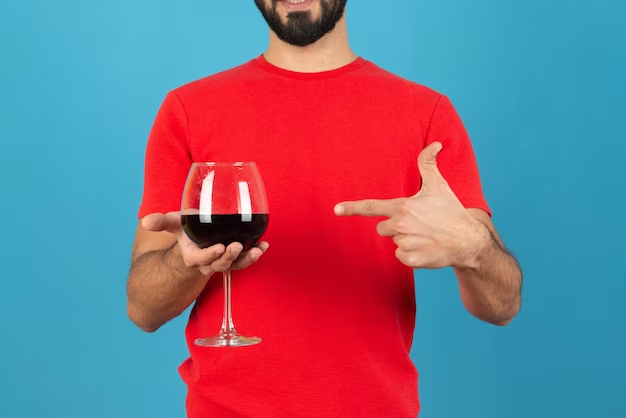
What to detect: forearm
<box><xmin>454</xmin><ymin>229</ymin><xmax>522</xmax><ymax>326</ymax></box>
<box><xmin>127</xmin><ymin>244</ymin><xmax>210</xmax><ymax>332</ymax></box>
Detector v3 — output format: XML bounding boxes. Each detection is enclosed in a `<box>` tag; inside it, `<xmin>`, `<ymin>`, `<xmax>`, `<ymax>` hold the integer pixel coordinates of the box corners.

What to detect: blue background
<box><xmin>1</xmin><ymin>1</ymin><xmax>624</xmax><ymax>417</ymax></box>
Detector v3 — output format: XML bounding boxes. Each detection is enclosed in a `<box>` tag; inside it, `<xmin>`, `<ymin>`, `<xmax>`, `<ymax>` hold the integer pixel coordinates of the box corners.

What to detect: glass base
<box><xmin>194</xmin><ymin>332</ymin><xmax>262</xmax><ymax>348</ymax></box>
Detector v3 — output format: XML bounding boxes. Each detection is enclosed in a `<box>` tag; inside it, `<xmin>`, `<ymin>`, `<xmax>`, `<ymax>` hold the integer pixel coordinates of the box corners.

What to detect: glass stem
<box><xmin>220</xmin><ymin>269</ymin><xmax>237</xmax><ymax>335</ymax></box>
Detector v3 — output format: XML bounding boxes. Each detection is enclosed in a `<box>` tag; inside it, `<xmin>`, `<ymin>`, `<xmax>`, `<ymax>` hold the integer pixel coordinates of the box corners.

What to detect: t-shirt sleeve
<box><xmin>137</xmin><ymin>90</ymin><xmax>192</xmax><ymax>218</ymax></box>
<box><xmin>424</xmin><ymin>95</ymin><xmax>492</xmax><ymax>217</ymax></box>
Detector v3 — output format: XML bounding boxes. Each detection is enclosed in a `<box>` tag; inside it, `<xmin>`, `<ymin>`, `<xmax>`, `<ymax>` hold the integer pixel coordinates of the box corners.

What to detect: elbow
<box><xmin>489</xmin><ymin>317</ymin><xmax>514</xmax><ymax>327</ymax></box>
<box><xmin>472</xmin><ymin>312</ymin><xmax>516</xmax><ymax>327</ymax></box>
<box><xmin>127</xmin><ymin>304</ymin><xmax>164</xmax><ymax>333</ymax></box>
<box><xmin>463</xmin><ymin>297</ymin><xmax>521</xmax><ymax>327</ymax></box>
<box><xmin>459</xmin><ymin>283</ymin><xmax>522</xmax><ymax>326</ymax></box>
<box><xmin>482</xmin><ymin>301</ymin><xmax>521</xmax><ymax>327</ymax></box>
<box><xmin>135</xmin><ymin>321</ymin><xmax>161</xmax><ymax>334</ymax></box>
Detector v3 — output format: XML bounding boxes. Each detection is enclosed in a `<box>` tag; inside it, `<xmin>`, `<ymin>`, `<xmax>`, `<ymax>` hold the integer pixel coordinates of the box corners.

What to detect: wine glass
<box><xmin>181</xmin><ymin>162</ymin><xmax>269</xmax><ymax>347</ymax></box>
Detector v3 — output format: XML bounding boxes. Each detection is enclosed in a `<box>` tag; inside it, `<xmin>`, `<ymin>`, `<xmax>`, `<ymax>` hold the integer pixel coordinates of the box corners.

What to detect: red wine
<box><xmin>181</xmin><ymin>214</ymin><xmax>269</xmax><ymax>251</ymax></box>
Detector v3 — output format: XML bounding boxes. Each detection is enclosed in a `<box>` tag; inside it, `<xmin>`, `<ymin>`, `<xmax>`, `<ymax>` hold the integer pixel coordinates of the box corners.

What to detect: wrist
<box><xmin>164</xmin><ymin>243</ymin><xmax>209</xmax><ymax>278</ymax></box>
<box><xmin>453</xmin><ymin>217</ymin><xmax>492</xmax><ymax>270</ymax></box>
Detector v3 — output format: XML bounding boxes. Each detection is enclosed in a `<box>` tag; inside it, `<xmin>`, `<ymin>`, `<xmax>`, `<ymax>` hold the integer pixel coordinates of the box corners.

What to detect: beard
<box><xmin>254</xmin><ymin>0</ymin><xmax>348</xmax><ymax>47</ymax></box>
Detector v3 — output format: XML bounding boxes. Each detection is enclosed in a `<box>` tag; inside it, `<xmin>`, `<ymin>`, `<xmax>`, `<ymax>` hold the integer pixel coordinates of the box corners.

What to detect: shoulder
<box><xmin>361</xmin><ymin>61</ymin><xmax>444</xmax><ymax>107</ymax></box>
<box><xmin>170</xmin><ymin>59</ymin><xmax>259</xmax><ymax>104</ymax></box>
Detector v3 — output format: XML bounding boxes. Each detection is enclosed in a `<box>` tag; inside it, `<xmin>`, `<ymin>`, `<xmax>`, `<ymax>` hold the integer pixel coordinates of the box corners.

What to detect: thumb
<box><xmin>417</xmin><ymin>142</ymin><xmax>445</xmax><ymax>189</ymax></box>
<box><xmin>142</xmin><ymin>212</ymin><xmax>182</xmax><ymax>234</ymax></box>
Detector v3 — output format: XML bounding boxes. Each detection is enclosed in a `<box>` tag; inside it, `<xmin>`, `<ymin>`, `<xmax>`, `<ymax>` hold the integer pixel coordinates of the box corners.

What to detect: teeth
<box><xmin>286</xmin><ymin>0</ymin><xmax>306</xmax><ymax>3</ymax></box>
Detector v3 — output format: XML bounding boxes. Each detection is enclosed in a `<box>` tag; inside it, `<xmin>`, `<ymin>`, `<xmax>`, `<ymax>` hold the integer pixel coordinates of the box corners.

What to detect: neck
<box><xmin>262</xmin><ymin>17</ymin><xmax>358</xmax><ymax>73</ymax></box>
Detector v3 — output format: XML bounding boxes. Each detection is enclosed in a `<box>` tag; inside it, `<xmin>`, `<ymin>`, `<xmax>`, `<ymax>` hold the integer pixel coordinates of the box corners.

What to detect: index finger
<box><xmin>334</xmin><ymin>198</ymin><xmax>404</xmax><ymax>217</ymax></box>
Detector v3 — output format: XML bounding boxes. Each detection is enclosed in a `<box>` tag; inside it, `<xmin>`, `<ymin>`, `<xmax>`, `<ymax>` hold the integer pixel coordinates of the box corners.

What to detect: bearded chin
<box><xmin>255</xmin><ymin>0</ymin><xmax>348</xmax><ymax>47</ymax></box>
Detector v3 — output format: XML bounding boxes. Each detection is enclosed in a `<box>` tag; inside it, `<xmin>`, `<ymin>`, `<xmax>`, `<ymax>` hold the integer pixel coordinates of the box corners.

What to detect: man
<box><xmin>127</xmin><ymin>0</ymin><xmax>523</xmax><ymax>416</ymax></box>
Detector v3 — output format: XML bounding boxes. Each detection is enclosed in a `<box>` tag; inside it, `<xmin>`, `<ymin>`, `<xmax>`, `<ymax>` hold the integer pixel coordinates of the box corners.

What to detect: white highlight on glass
<box><xmin>238</xmin><ymin>181</ymin><xmax>252</xmax><ymax>222</ymax></box>
<box><xmin>199</xmin><ymin>171</ymin><xmax>214</xmax><ymax>223</ymax></box>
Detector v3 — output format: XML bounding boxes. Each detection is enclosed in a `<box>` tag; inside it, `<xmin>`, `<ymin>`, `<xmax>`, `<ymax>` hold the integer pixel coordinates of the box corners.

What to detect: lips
<box><xmin>279</xmin><ymin>0</ymin><xmax>315</xmax><ymax>11</ymax></box>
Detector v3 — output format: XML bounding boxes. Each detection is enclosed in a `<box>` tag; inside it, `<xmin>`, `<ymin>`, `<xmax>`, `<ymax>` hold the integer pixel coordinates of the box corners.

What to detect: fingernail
<box><xmin>250</xmin><ymin>252</ymin><xmax>260</xmax><ymax>261</ymax></box>
<box><xmin>215</xmin><ymin>248</ymin><xmax>225</xmax><ymax>256</ymax></box>
<box><xmin>334</xmin><ymin>204</ymin><xmax>344</xmax><ymax>216</ymax></box>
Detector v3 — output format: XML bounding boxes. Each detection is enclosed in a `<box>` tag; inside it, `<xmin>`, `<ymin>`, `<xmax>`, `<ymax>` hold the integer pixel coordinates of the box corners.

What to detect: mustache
<box><xmin>271</xmin><ymin>0</ymin><xmax>326</xmax><ymax>4</ymax></box>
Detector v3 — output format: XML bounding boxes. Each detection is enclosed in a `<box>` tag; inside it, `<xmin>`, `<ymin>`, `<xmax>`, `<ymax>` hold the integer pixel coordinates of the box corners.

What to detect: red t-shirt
<box><xmin>138</xmin><ymin>55</ymin><xmax>490</xmax><ymax>417</ymax></box>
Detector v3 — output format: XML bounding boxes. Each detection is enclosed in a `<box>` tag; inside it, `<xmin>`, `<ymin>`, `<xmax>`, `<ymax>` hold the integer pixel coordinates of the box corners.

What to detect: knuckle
<box><xmin>217</xmin><ymin>253</ymin><xmax>243</xmax><ymax>269</ymax></box>
<box><xmin>229</xmin><ymin>244</ymin><xmax>244</xmax><ymax>256</ymax></box>
<box><xmin>398</xmin><ymin>202</ymin><xmax>413</xmax><ymax>215</ymax></box>
<box><xmin>394</xmin><ymin>218</ymin><xmax>410</xmax><ymax>234</ymax></box>
<box><xmin>181</xmin><ymin>253</ymin><xmax>197</xmax><ymax>268</ymax></box>
<box><xmin>406</xmin><ymin>255</ymin><xmax>420</xmax><ymax>267</ymax></box>
<box><xmin>248</xmin><ymin>250</ymin><xmax>261</xmax><ymax>262</ymax></box>
<box><xmin>363</xmin><ymin>200</ymin><xmax>376</xmax><ymax>215</ymax></box>
<box><xmin>222</xmin><ymin>249</ymin><xmax>241</xmax><ymax>262</ymax></box>
<box><xmin>395</xmin><ymin>248</ymin><xmax>419</xmax><ymax>267</ymax></box>
<box><xmin>392</xmin><ymin>235</ymin><xmax>403</xmax><ymax>246</ymax></box>
<box><xmin>395</xmin><ymin>248</ymin><xmax>406</xmax><ymax>263</ymax></box>
<box><xmin>198</xmin><ymin>268</ymin><xmax>212</xmax><ymax>276</ymax></box>
<box><xmin>196</xmin><ymin>251</ymin><xmax>220</xmax><ymax>267</ymax></box>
